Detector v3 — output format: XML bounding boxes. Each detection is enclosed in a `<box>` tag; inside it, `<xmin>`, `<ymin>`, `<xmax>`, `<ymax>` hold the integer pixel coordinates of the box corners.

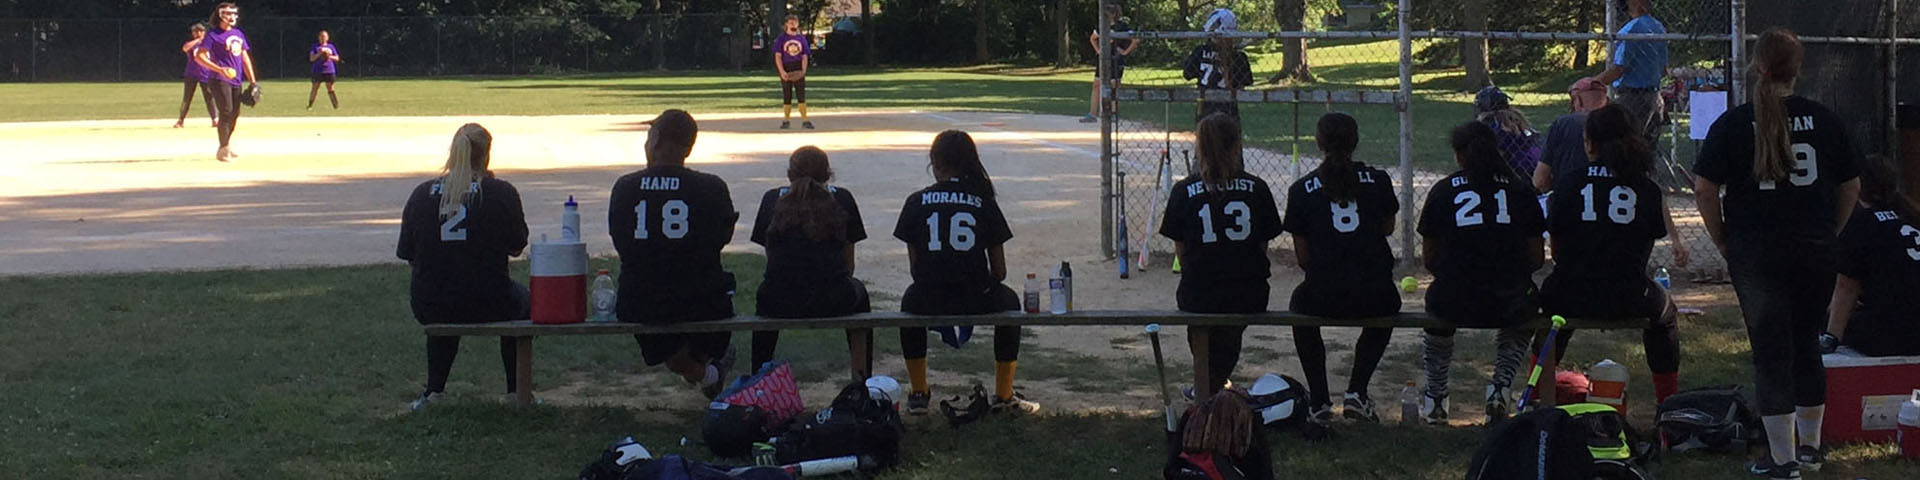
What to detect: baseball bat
<box><xmin>1146</xmin><ymin>323</ymin><xmax>1176</xmax><ymax>432</ymax></box>
<box><xmin>1516</xmin><ymin>315</ymin><xmax>1569</xmax><ymax>409</ymax></box>
<box><xmin>1117</xmin><ymin>169</ymin><xmax>1129</xmax><ymax>278</ymax></box>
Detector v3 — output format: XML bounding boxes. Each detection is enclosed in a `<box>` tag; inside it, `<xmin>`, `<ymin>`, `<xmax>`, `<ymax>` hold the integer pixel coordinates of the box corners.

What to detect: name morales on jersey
<box><xmin>638</xmin><ymin>177</ymin><xmax>681</xmax><ymax>191</ymax></box>
<box><xmin>920</xmin><ymin>191</ymin><xmax>983</xmax><ymax>208</ymax></box>
<box><xmin>1302</xmin><ymin>171</ymin><xmax>1378</xmax><ymax>192</ymax></box>
<box><xmin>1185</xmin><ymin>178</ymin><xmax>1260</xmax><ymax>198</ymax></box>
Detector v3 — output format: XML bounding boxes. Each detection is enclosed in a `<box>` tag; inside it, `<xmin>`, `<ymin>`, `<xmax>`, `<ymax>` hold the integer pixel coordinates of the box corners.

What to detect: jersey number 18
<box><xmin>634</xmin><ymin>200</ymin><xmax>690</xmax><ymax>239</ymax></box>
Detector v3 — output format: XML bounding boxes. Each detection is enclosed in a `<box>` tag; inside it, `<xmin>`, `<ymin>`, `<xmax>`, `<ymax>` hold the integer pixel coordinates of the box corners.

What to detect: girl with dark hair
<box><xmin>192</xmin><ymin>2</ymin><xmax>257</xmax><ymax>162</ymax></box>
<box><xmin>397</xmin><ymin>123</ymin><xmax>530</xmax><ymax>411</ymax></box>
<box><xmin>1415</xmin><ymin>121</ymin><xmax>1546</xmax><ymax>425</ymax></box>
<box><xmin>893</xmin><ymin>130</ymin><xmax>1034</xmax><ymax>415</ymax></box>
<box><xmin>1282</xmin><ymin>112</ymin><xmax>1400</xmax><ymax>423</ymax></box>
<box><xmin>1822</xmin><ymin>155</ymin><xmax>1920</xmax><ymax>357</ymax></box>
<box><xmin>1159</xmin><ymin>113</ymin><xmax>1283</xmax><ymax>398</ymax></box>
<box><xmin>307</xmin><ymin>30</ymin><xmax>342</xmax><ymax>110</ymax></box>
<box><xmin>1539</xmin><ymin>104</ymin><xmax>1684</xmax><ymax>407</ymax></box>
<box><xmin>174</xmin><ymin>23</ymin><xmax>217</xmax><ymax>129</ymax></box>
<box><xmin>749</xmin><ymin>146</ymin><xmax>874</xmax><ymax>380</ymax></box>
<box><xmin>1694</xmin><ymin>28</ymin><xmax>1860</xmax><ymax>478</ymax></box>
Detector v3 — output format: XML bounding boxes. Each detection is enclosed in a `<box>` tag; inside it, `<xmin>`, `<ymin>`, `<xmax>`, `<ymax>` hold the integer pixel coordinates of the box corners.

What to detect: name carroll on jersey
<box><xmin>920</xmin><ymin>190</ymin><xmax>984</xmax><ymax>208</ymax></box>
<box><xmin>1183</xmin><ymin>178</ymin><xmax>1262</xmax><ymax>198</ymax></box>
<box><xmin>1301</xmin><ymin>171</ymin><xmax>1382</xmax><ymax>193</ymax></box>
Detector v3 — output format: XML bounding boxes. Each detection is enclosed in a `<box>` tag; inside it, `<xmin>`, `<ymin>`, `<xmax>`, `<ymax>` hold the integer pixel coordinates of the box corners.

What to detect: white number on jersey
<box><xmin>1453</xmin><ymin>190</ymin><xmax>1511</xmax><ymax>227</ymax></box>
<box><xmin>439</xmin><ymin>205</ymin><xmax>469</xmax><ymax>241</ymax></box>
<box><xmin>1901</xmin><ymin>224</ymin><xmax>1920</xmax><ymax>261</ymax></box>
<box><xmin>634</xmin><ymin>199</ymin><xmax>691</xmax><ymax>240</ymax></box>
<box><xmin>924</xmin><ymin>212</ymin><xmax>979</xmax><ymax>251</ymax></box>
<box><xmin>1758</xmin><ymin>143</ymin><xmax>1819</xmax><ymax>190</ymax></box>
<box><xmin>1330</xmin><ymin>201</ymin><xmax>1361</xmax><ymax>233</ymax></box>
<box><xmin>1197</xmin><ymin>201</ymin><xmax>1253</xmax><ymax>243</ymax></box>
<box><xmin>1579</xmin><ymin>184</ymin><xmax>1638</xmax><ymax>224</ymax></box>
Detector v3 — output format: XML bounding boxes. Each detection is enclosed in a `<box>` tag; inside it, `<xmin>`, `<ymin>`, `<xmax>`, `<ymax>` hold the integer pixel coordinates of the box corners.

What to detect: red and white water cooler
<box><xmin>530</xmin><ymin>241</ymin><xmax>588</xmax><ymax>324</ymax></box>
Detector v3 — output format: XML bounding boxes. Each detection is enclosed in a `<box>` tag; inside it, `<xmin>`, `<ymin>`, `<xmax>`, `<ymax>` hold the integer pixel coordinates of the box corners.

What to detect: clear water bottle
<box><xmin>591</xmin><ymin>269</ymin><xmax>617</xmax><ymax>323</ymax></box>
<box><xmin>1048</xmin><ymin>268</ymin><xmax>1068</xmax><ymax>315</ymax></box>
<box><xmin>561</xmin><ymin>195</ymin><xmax>581</xmax><ymax>243</ymax></box>
<box><xmin>1655</xmin><ymin>267</ymin><xmax>1671</xmax><ymax>290</ymax></box>
<box><xmin>1400</xmin><ymin>381</ymin><xmax>1420</xmax><ymax>423</ymax></box>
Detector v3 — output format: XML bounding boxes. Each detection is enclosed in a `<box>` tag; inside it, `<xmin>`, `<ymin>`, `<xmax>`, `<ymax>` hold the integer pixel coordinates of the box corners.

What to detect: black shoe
<box><xmin>906</xmin><ymin>390</ymin><xmax>931</xmax><ymax>415</ymax></box>
<box><xmin>1795</xmin><ymin>446</ymin><xmax>1823</xmax><ymax>472</ymax></box>
<box><xmin>779</xmin><ymin>121</ymin><xmax>791</xmax><ymax>130</ymax></box>
<box><xmin>801</xmin><ymin>121</ymin><xmax>815</xmax><ymax>130</ymax></box>
<box><xmin>1748</xmin><ymin>458</ymin><xmax>1801</xmax><ymax>479</ymax></box>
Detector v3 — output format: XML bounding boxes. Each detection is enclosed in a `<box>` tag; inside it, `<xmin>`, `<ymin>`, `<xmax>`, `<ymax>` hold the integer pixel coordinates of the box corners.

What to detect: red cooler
<box><xmin>530</xmin><ymin>242</ymin><xmax>588</xmax><ymax>324</ymax></box>
<box><xmin>1821</xmin><ymin>351</ymin><xmax>1920</xmax><ymax>443</ymax></box>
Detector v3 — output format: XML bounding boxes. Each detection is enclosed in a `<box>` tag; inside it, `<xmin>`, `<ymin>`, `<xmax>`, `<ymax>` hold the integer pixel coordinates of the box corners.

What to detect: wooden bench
<box><xmin>424</xmin><ymin>311</ymin><xmax>1650</xmax><ymax>408</ymax></box>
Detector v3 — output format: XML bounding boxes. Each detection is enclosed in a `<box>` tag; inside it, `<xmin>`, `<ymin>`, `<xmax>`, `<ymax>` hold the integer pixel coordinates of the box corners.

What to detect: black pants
<box><xmin>1728</xmin><ymin>238</ymin><xmax>1833</xmax><ymax>415</ymax></box>
<box><xmin>204</xmin><ymin>81</ymin><xmax>241</xmax><ymax>148</ymax></box>
<box><xmin>751</xmin><ymin>277</ymin><xmax>874</xmax><ymax>375</ymax></box>
<box><xmin>781</xmin><ymin>77</ymin><xmax>806</xmax><ymax>105</ymax></box>
<box><xmin>422</xmin><ymin>282</ymin><xmax>532</xmax><ymax>394</ymax></box>
<box><xmin>1180</xmin><ymin>279</ymin><xmax>1268</xmax><ymax>394</ymax></box>
<box><xmin>178</xmin><ymin>79</ymin><xmax>215</xmax><ymax>125</ymax></box>
<box><xmin>899</xmin><ymin>283</ymin><xmax>1022</xmax><ymax>362</ymax></box>
<box><xmin>1294</xmin><ymin>326</ymin><xmax>1393</xmax><ymax>406</ymax></box>
<box><xmin>1542</xmin><ymin>277</ymin><xmax>1681</xmax><ymax>375</ymax></box>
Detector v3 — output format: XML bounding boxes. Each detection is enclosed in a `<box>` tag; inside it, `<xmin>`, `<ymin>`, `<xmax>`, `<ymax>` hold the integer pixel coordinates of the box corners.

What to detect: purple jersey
<box><xmin>775</xmin><ymin>33</ymin><xmax>810</xmax><ymax>66</ymax></box>
<box><xmin>311</xmin><ymin>43</ymin><xmax>338</xmax><ymax>75</ymax></box>
<box><xmin>183</xmin><ymin>42</ymin><xmax>208</xmax><ymax>82</ymax></box>
<box><xmin>199</xmin><ymin>26</ymin><xmax>250</xmax><ymax>86</ymax></box>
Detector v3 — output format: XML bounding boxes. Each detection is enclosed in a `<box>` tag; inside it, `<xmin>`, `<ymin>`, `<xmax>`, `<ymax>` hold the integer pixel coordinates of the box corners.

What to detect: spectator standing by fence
<box><xmin>1591</xmin><ymin>0</ymin><xmax>1669</xmax><ymax>158</ymax></box>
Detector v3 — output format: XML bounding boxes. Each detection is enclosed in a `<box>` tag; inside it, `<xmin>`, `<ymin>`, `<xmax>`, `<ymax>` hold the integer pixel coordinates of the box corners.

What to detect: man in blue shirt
<box><xmin>1590</xmin><ymin>0</ymin><xmax>1669</xmax><ymax>152</ymax></box>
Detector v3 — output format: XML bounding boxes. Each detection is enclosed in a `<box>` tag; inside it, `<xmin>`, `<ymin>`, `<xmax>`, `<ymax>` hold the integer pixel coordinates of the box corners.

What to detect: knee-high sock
<box><xmin>1490</xmin><ymin>327</ymin><xmax>1530</xmax><ymax>389</ymax></box>
<box><xmin>1422</xmin><ymin>329</ymin><xmax>1455</xmax><ymax>399</ymax></box>
<box><xmin>1795</xmin><ymin>405</ymin><xmax>1824</xmax><ymax>448</ymax></box>
<box><xmin>995</xmin><ymin>361</ymin><xmax>1017</xmax><ymax>400</ymax></box>
<box><xmin>783</xmin><ymin>104</ymin><xmax>793</xmax><ymax>120</ymax></box>
<box><xmin>1293</xmin><ymin>326</ymin><xmax>1332</xmax><ymax>407</ymax></box>
<box><xmin>798</xmin><ymin>102</ymin><xmax>809</xmax><ymax>120</ymax></box>
<box><xmin>1763</xmin><ymin>414</ymin><xmax>1796</xmax><ymax>466</ymax></box>
<box><xmin>906</xmin><ymin>357</ymin><xmax>929</xmax><ymax>394</ymax></box>
<box><xmin>1348</xmin><ymin>327</ymin><xmax>1394</xmax><ymax>397</ymax></box>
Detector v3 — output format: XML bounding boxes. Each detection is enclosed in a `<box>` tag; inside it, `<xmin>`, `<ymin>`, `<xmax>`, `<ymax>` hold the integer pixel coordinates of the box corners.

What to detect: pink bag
<box><xmin>716</xmin><ymin>361</ymin><xmax>805</xmax><ymax>429</ymax></box>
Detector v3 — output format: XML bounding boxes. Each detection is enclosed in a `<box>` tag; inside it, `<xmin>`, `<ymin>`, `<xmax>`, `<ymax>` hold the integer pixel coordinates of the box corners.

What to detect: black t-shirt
<box><xmin>1282</xmin><ymin>164</ymin><xmax>1399</xmax><ymax>291</ymax></box>
<box><xmin>608</xmin><ymin>165</ymin><xmax>736</xmax><ymax>310</ymax></box>
<box><xmin>397</xmin><ymin>175</ymin><xmax>528</xmax><ymax>322</ymax></box>
<box><xmin>750</xmin><ymin>185</ymin><xmax>868</xmax><ymax>286</ymax></box>
<box><xmin>1418</xmin><ymin>171</ymin><xmax>1546</xmax><ymax>291</ymax></box>
<box><xmin>893</xmin><ymin>180</ymin><xmax>1013</xmax><ymax>291</ymax></box>
<box><xmin>1545</xmin><ymin>164</ymin><xmax>1667</xmax><ymax>285</ymax></box>
<box><xmin>1836</xmin><ymin>206</ymin><xmax>1920</xmax><ymax>318</ymax></box>
<box><xmin>1108</xmin><ymin>20</ymin><xmax>1134</xmax><ymax>66</ymax></box>
<box><xmin>1539</xmin><ymin>113</ymin><xmax>1589</xmax><ymax>189</ymax></box>
<box><xmin>1693</xmin><ymin>96</ymin><xmax>1859</xmax><ymax>244</ymax></box>
<box><xmin>1159</xmin><ymin>172</ymin><xmax>1284</xmax><ymax>283</ymax></box>
<box><xmin>1182</xmin><ymin>44</ymin><xmax>1254</xmax><ymax>90</ymax></box>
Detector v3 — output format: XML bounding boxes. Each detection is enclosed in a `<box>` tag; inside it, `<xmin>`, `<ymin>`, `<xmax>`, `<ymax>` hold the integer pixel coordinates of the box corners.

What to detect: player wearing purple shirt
<box><xmin>174</xmin><ymin>23</ymin><xmax>217</xmax><ymax>129</ymax></box>
<box><xmin>773</xmin><ymin>15</ymin><xmax>813</xmax><ymax>130</ymax></box>
<box><xmin>307</xmin><ymin>30</ymin><xmax>343</xmax><ymax>110</ymax></box>
<box><xmin>192</xmin><ymin>2</ymin><xmax>259</xmax><ymax>163</ymax></box>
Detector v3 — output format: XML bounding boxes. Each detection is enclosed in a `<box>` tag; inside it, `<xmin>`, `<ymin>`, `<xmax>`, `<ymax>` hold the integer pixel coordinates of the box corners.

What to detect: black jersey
<box><xmin>1159</xmin><ymin>172</ymin><xmax>1284</xmax><ymax>282</ymax></box>
<box><xmin>396</xmin><ymin>175</ymin><xmax>528</xmax><ymax>323</ymax></box>
<box><xmin>1418</xmin><ymin>171</ymin><xmax>1545</xmax><ymax>291</ymax></box>
<box><xmin>1693</xmin><ymin>96</ymin><xmax>1859</xmax><ymax>244</ymax></box>
<box><xmin>609</xmin><ymin>165</ymin><xmax>737</xmax><ymax>318</ymax></box>
<box><xmin>750</xmin><ymin>185</ymin><xmax>868</xmax><ymax>286</ymax></box>
<box><xmin>1837</xmin><ymin>206</ymin><xmax>1920</xmax><ymax>316</ymax></box>
<box><xmin>893</xmin><ymin>180</ymin><xmax>1012</xmax><ymax>291</ymax></box>
<box><xmin>1283</xmin><ymin>164</ymin><xmax>1400</xmax><ymax>292</ymax></box>
<box><xmin>1545</xmin><ymin>164</ymin><xmax>1667</xmax><ymax>284</ymax></box>
<box><xmin>1182</xmin><ymin>44</ymin><xmax>1254</xmax><ymax>90</ymax></box>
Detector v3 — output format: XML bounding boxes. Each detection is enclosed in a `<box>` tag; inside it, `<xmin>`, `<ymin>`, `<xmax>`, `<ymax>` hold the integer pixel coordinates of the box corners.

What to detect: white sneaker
<box><xmin>1485</xmin><ymin>384</ymin><xmax>1513</xmax><ymax>422</ymax></box>
<box><xmin>408</xmin><ymin>391</ymin><xmax>444</xmax><ymax>411</ymax></box>
<box><xmin>1421</xmin><ymin>393</ymin><xmax>1449</xmax><ymax>424</ymax></box>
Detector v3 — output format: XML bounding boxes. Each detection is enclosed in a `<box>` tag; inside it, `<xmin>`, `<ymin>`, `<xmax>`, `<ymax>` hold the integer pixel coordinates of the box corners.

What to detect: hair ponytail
<box><xmin>1196</xmin><ymin>113</ymin><xmax>1246</xmax><ymax>193</ymax></box>
<box><xmin>1449</xmin><ymin>121</ymin><xmax>1508</xmax><ymax>182</ymax></box>
<box><xmin>1750</xmin><ymin>28</ymin><xmax>1804</xmax><ymax>183</ymax></box>
<box><xmin>439</xmin><ymin>123</ymin><xmax>492</xmax><ymax>217</ymax></box>
<box><xmin>1584</xmin><ymin>104</ymin><xmax>1654</xmax><ymax>177</ymax></box>
<box><xmin>930</xmin><ymin>130</ymin><xmax>996</xmax><ymax>198</ymax></box>
<box><xmin>1314</xmin><ymin>112</ymin><xmax>1362</xmax><ymax>202</ymax></box>
<box><xmin>768</xmin><ymin>146</ymin><xmax>846</xmax><ymax>242</ymax></box>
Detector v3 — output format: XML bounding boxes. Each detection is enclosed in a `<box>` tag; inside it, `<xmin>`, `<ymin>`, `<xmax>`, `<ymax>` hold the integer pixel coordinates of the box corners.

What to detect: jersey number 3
<box><xmin>634</xmin><ymin>200</ymin><xmax>690</xmax><ymax>239</ymax></box>
<box><xmin>1902</xmin><ymin>224</ymin><xmax>1920</xmax><ymax>261</ymax></box>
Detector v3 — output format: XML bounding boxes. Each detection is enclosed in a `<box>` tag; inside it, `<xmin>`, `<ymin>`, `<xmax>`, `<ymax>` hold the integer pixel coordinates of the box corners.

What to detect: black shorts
<box><xmin>756</xmin><ymin>276</ymin><xmax>872</xmax><ymax>318</ymax></box>
<box><xmin>1425</xmin><ymin>281</ymin><xmax>1538</xmax><ymax>328</ymax></box>
<box><xmin>411</xmin><ymin>279</ymin><xmax>531</xmax><ymax>326</ymax></box>
<box><xmin>624</xmin><ymin>273</ymin><xmax>736</xmax><ymax>366</ymax></box>
<box><xmin>900</xmin><ymin>282</ymin><xmax>1020</xmax><ymax>315</ymax></box>
<box><xmin>1289</xmin><ymin>279</ymin><xmax>1401</xmax><ymax>319</ymax></box>
<box><xmin>1177</xmin><ymin>278</ymin><xmax>1270</xmax><ymax>314</ymax></box>
<box><xmin>1539</xmin><ymin>275</ymin><xmax>1668</xmax><ymax>322</ymax></box>
<box><xmin>312</xmin><ymin>73</ymin><xmax>336</xmax><ymax>83</ymax></box>
<box><xmin>1094</xmin><ymin>63</ymin><xmax>1125</xmax><ymax>80</ymax></box>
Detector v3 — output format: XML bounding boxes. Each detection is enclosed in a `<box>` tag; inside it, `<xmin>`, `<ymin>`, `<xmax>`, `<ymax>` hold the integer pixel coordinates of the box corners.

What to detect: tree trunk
<box><xmin>862</xmin><ymin>0</ymin><xmax>875</xmax><ymax>66</ymax></box>
<box><xmin>650</xmin><ymin>0</ymin><xmax>665</xmax><ymax>71</ymax></box>
<box><xmin>973</xmin><ymin>0</ymin><xmax>989</xmax><ymax>64</ymax></box>
<box><xmin>771</xmin><ymin>0</ymin><xmax>787</xmax><ymax>46</ymax></box>
<box><xmin>1054</xmin><ymin>0</ymin><xmax>1070</xmax><ymax>68</ymax></box>
<box><xmin>1572</xmin><ymin>0</ymin><xmax>1591</xmax><ymax>69</ymax></box>
<box><xmin>1177</xmin><ymin>0</ymin><xmax>1194</xmax><ymax>22</ymax></box>
<box><xmin>1274</xmin><ymin>0</ymin><xmax>1315</xmax><ymax>83</ymax></box>
<box><xmin>1461</xmin><ymin>0</ymin><xmax>1490</xmax><ymax>91</ymax></box>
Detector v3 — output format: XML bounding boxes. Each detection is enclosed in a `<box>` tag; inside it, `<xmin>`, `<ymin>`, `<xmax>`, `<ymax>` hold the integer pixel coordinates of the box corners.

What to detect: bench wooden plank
<box><xmin>422</xmin><ymin>311</ymin><xmax>1649</xmax><ymax>336</ymax></box>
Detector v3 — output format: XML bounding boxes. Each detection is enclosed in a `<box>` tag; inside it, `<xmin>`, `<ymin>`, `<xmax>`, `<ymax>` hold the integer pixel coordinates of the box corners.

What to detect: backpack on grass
<box><xmin>1655</xmin><ymin>385</ymin><xmax>1763</xmax><ymax>454</ymax></box>
<box><xmin>1465</xmin><ymin>403</ymin><xmax>1654</xmax><ymax>480</ymax></box>
<box><xmin>772</xmin><ymin>381</ymin><xmax>905</xmax><ymax>470</ymax></box>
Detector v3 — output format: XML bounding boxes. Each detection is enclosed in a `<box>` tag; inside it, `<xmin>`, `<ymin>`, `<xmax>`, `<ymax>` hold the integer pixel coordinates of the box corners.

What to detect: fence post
<box><xmin>1887</xmin><ymin>0</ymin><xmax>1900</xmax><ymax>159</ymax></box>
<box><xmin>1730</xmin><ymin>0</ymin><xmax>1746</xmax><ymax>103</ymax></box>
<box><xmin>116</xmin><ymin>20</ymin><xmax>123</xmax><ymax>81</ymax></box>
<box><xmin>1397</xmin><ymin>0</ymin><xmax>1416</xmax><ymax>270</ymax></box>
<box><xmin>1098</xmin><ymin>0</ymin><xmax>1115</xmax><ymax>259</ymax></box>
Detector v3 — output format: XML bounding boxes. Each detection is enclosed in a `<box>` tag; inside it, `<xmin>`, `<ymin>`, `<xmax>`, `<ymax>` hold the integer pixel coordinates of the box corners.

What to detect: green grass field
<box><xmin>3</xmin><ymin>259</ymin><xmax>1914</xmax><ymax>479</ymax></box>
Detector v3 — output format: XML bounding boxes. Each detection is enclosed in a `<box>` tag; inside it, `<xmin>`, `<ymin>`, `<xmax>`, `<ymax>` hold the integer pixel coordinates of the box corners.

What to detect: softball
<box><xmin>1399</xmin><ymin>276</ymin><xmax>1418</xmax><ymax>293</ymax></box>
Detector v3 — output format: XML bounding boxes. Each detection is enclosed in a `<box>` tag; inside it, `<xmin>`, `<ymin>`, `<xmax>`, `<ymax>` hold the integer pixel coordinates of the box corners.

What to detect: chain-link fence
<box><xmin>0</xmin><ymin>13</ymin><xmax>812</xmax><ymax>82</ymax></box>
<box><xmin>1101</xmin><ymin>0</ymin><xmax>1916</xmax><ymax>280</ymax></box>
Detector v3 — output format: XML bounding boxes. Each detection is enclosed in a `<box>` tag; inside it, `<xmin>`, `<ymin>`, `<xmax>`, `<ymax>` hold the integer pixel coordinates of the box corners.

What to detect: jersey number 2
<box><xmin>439</xmin><ymin>205</ymin><xmax>469</xmax><ymax>241</ymax></box>
<box><xmin>1199</xmin><ymin>201</ymin><xmax>1252</xmax><ymax>243</ymax></box>
<box><xmin>634</xmin><ymin>200</ymin><xmax>690</xmax><ymax>239</ymax></box>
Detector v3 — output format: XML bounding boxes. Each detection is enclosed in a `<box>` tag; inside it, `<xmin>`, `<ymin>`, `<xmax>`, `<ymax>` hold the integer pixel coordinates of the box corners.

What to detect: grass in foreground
<box><xmin>4</xmin><ymin>258</ymin><xmax>1915</xmax><ymax>479</ymax></box>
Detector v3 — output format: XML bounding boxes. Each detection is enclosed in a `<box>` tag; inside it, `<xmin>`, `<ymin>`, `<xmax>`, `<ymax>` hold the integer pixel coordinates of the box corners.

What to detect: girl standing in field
<box><xmin>749</xmin><ymin>146</ymin><xmax>875</xmax><ymax>380</ymax></box>
<box><xmin>307</xmin><ymin>30</ymin><xmax>342</xmax><ymax>110</ymax></box>
<box><xmin>893</xmin><ymin>130</ymin><xmax>1036</xmax><ymax>416</ymax></box>
<box><xmin>193</xmin><ymin>2</ymin><xmax>258</xmax><ymax>162</ymax></box>
<box><xmin>774</xmin><ymin>15</ymin><xmax>813</xmax><ymax>130</ymax></box>
<box><xmin>397</xmin><ymin>123</ymin><xmax>531</xmax><ymax>411</ymax></box>
<box><xmin>174</xmin><ymin>23</ymin><xmax>217</xmax><ymax>129</ymax></box>
<box><xmin>1159</xmin><ymin>113</ymin><xmax>1283</xmax><ymax>398</ymax></box>
<box><xmin>1282</xmin><ymin>112</ymin><xmax>1400</xmax><ymax>424</ymax></box>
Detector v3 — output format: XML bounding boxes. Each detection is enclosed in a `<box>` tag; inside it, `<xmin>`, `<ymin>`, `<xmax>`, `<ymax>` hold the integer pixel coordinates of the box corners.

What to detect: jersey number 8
<box><xmin>1579</xmin><ymin>184</ymin><xmax>1638</xmax><ymax>224</ymax></box>
<box><xmin>925</xmin><ymin>212</ymin><xmax>977</xmax><ymax>251</ymax></box>
<box><xmin>634</xmin><ymin>200</ymin><xmax>691</xmax><ymax>239</ymax></box>
<box><xmin>1331</xmin><ymin>201</ymin><xmax>1361</xmax><ymax>233</ymax></box>
<box><xmin>1198</xmin><ymin>201</ymin><xmax>1252</xmax><ymax>243</ymax></box>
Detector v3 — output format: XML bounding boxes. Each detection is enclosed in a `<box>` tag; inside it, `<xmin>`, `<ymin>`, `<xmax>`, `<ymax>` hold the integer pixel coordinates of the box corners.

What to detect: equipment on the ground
<box><xmin>1147</xmin><ymin>324</ymin><xmax>1176</xmax><ymax>432</ymax></box>
<box><xmin>1516</xmin><ymin>315</ymin><xmax>1568</xmax><ymax>409</ymax></box>
<box><xmin>1245</xmin><ymin>373</ymin><xmax>1307</xmax><ymax>426</ymax></box>
<box><xmin>1466</xmin><ymin>403</ymin><xmax>1653</xmax><ymax>480</ymax></box>
<box><xmin>1655</xmin><ymin>385</ymin><xmax>1763</xmax><ymax>453</ymax></box>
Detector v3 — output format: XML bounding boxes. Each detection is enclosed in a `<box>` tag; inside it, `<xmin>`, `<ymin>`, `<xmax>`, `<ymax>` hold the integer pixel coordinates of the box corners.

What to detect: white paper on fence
<box><xmin>1689</xmin><ymin>91</ymin><xmax>1728</xmax><ymax>140</ymax></box>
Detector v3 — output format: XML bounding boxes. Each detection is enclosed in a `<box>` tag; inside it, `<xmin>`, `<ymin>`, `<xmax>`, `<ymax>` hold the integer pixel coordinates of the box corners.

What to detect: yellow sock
<box><xmin>798</xmin><ymin>103</ymin><xmax>809</xmax><ymax>120</ymax></box>
<box><xmin>783</xmin><ymin>104</ymin><xmax>792</xmax><ymax>120</ymax></box>
<box><xmin>906</xmin><ymin>357</ymin><xmax>930</xmax><ymax>394</ymax></box>
<box><xmin>995</xmin><ymin>361</ymin><xmax>1017</xmax><ymax>400</ymax></box>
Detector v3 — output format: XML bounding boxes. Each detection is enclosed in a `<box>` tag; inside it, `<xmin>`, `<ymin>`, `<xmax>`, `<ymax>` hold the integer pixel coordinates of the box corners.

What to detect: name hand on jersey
<box><xmin>1586</xmin><ymin>165</ymin><xmax>1615</xmax><ymax>178</ymax></box>
<box><xmin>1184</xmin><ymin>178</ymin><xmax>1259</xmax><ymax>198</ymax></box>
<box><xmin>639</xmin><ymin>177</ymin><xmax>681</xmax><ymax>191</ymax></box>
<box><xmin>919</xmin><ymin>191</ymin><xmax>983</xmax><ymax>208</ymax></box>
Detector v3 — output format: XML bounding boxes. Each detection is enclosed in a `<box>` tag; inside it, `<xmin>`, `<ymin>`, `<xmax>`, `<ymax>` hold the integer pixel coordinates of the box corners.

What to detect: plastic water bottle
<box><xmin>1898</xmin><ymin>389</ymin><xmax>1920</xmax><ymax>459</ymax></box>
<box><xmin>590</xmin><ymin>269</ymin><xmax>617</xmax><ymax>323</ymax></box>
<box><xmin>1655</xmin><ymin>267</ymin><xmax>1671</xmax><ymax>290</ymax></box>
<box><xmin>1048</xmin><ymin>268</ymin><xmax>1068</xmax><ymax>315</ymax></box>
<box><xmin>561</xmin><ymin>195</ymin><xmax>581</xmax><ymax>242</ymax></box>
<box><xmin>1060</xmin><ymin>261</ymin><xmax>1074</xmax><ymax>311</ymax></box>
<box><xmin>1400</xmin><ymin>381</ymin><xmax>1420</xmax><ymax>423</ymax></box>
<box><xmin>1023</xmin><ymin>273</ymin><xmax>1041</xmax><ymax>313</ymax></box>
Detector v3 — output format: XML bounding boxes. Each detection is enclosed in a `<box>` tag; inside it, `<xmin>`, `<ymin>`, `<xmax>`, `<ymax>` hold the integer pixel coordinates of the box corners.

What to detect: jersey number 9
<box><xmin>635</xmin><ymin>200</ymin><xmax>690</xmax><ymax>240</ymax></box>
<box><xmin>1758</xmin><ymin>143</ymin><xmax>1819</xmax><ymax>191</ymax></box>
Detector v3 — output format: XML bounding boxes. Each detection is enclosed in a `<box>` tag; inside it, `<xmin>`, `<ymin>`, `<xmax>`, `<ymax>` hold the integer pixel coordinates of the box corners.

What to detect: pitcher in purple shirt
<box><xmin>773</xmin><ymin>15</ymin><xmax>813</xmax><ymax>130</ymax></box>
<box><xmin>193</xmin><ymin>2</ymin><xmax>258</xmax><ymax>162</ymax></box>
<box><xmin>307</xmin><ymin>30</ymin><xmax>343</xmax><ymax>110</ymax></box>
<box><xmin>174</xmin><ymin>23</ymin><xmax>217</xmax><ymax>129</ymax></box>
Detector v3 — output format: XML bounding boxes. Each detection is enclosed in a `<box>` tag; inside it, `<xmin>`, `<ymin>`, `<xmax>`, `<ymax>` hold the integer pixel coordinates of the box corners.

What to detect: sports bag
<box><xmin>1465</xmin><ymin>403</ymin><xmax>1654</xmax><ymax>480</ymax></box>
<box><xmin>704</xmin><ymin>362</ymin><xmax>805</xmax><ymax>457</ymax></box>
<box><xmin>1656</xmin><ymin>384</ymin><xmax>1762</xmax><ymax>453</ymax></box>
<box><xmin>772</xmin><ymin>381</ymin><xmax>905</xmax><ymax>469</ymax></box>
<box><xmin>1164</xmin><ymin>391</ymin><xmax>1274</xmax><ymax>480</ymax></box>
<box><xmin>578</xmin><ymin>438</ymin><xmax>793</xmax><ymax>480</ymax></box>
